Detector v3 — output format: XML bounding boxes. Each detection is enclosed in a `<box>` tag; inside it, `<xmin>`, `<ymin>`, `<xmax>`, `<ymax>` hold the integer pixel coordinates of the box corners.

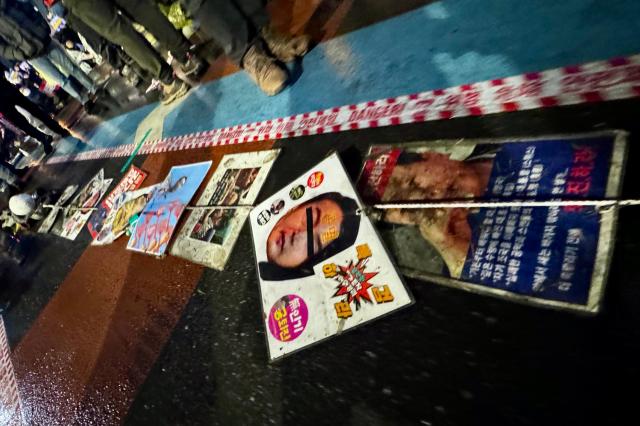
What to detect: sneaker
<box><xmin>146</xmin><ymin>79</ymin><xmax>162</xmax><ymax>94</ymax></box>
<box><xmin>242</xmin><ymin>42</ymin><xmax>288</xmax><ymax>96</ymax></box>
<box><xmin>161</xmin><ymin>80</ymin><xmax>190</xmax><ymax>105</ymax></box>
<box><xmin>261</xmin><ymin>27</ymin><xmax>311</xmax><ymax>63</ymax></box>
<box><xmin>179</xmin><ymin>55</ymin><xmax>207</xmax><ymax>79</ymax></box>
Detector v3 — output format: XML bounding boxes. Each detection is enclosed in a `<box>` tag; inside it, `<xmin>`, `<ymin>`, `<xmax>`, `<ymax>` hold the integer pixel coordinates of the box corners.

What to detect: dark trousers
<box><xmin>63</xmin><ymin>0</ymin><xmax>191</xmax><ymax>83</ymax></box>
<box><xmin>5</xmin><ymin>88</ymin><xmax>69</xmax><ymax>138</ymax></box>
<box><xmin>0</xmin><ymin>108</ymin><xmax>53</xmax><ymax>153</ymax></box>
<box><xmin>186</xmin><ymin>0</ymin><xmax>268</xmax><ymax>64</ymax></box>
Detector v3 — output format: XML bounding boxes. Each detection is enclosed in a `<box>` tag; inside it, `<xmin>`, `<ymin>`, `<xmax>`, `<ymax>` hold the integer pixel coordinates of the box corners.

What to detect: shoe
<box><xmin>179</xmin><ymin>55</ymin><xmax>207</xmax><ymax>79</ymax></box>
<box><xmin>146</xmin><ymin>79</ymin><xmax>162</xmax><ymax>94</ymax></box>
<box><xmin>261</xmin><ymin>26</ymin><xmax>311</xmax><ymax>63</ymax></box>
<box><xmin>161</xmin><ymin>80</ymin><xmax>190</xmax><ymax>105</ymax></box>
<box><xmin>242</xmin><ymin>42</ymin><xmax>288</xmax><ymax>96</ymax></box>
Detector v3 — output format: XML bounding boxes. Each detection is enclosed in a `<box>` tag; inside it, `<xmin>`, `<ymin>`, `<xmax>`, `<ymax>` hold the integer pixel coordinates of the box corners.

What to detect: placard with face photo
<box><xmin>56</xmin><ymin>169</ymin><xmax>113</xmax><ymax>240</ymax></box>
<box><xmin>357</xmin><ymin>131</ymin><xmax>627</xmax><ymax>313</ymax></box>
<box><xmin>250</xmin><ymin>153</ymin><xmax>413</xmax><ymax>361</ymax></box>
<box><xmin>171</xmin><ymin>150</ymin><xmax>280</xmax><ymax>270</ymax></box>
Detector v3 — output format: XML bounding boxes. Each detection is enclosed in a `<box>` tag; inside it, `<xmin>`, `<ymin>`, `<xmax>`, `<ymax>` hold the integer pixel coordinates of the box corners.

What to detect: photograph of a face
<box><xmin>171</xmin><ymin>150</ymin><xmax>280</xmax><ymax>270</ymax></box>
<box><xmin>358</xmin><ymin>132</ymin><xmax>627</xmax><ymax>313</ymax></box>
<box><xmin>250</xmin><ymin>152</ymin><xmax>413</xmax><ymax>361</ymax></box>
<box><xmin>380</xmin><ymin>146</ymin><xmax>495</xmax><ymax>278</ymax></box>
<box><xmin>259</xmin><ymin>191</ymin><xmax>361</xmax><ymax>282</ymax></box>
<box><xmin>189</xmin><ymin>167</ymin><xmax>260</xmax><ymax>244</ymax></box>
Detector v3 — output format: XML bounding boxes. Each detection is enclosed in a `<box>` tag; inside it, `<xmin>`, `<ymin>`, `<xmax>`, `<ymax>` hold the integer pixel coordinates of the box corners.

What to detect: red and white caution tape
<box><xmin>46</xmin><ymin>55</ymin><xmax>640</xmax><ymax>165</ymax></box>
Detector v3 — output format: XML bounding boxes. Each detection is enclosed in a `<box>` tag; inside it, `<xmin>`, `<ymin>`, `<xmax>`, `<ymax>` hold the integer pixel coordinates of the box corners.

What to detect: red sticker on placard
<box><xmin>307</xmin><ymin>171</ymin><xmax>324</xmax><ymax>188</ymax></box>
<box><xmin>357</xmin><ymin>148</ymin><xmax>402</xmax><ymax>202</ymax></box>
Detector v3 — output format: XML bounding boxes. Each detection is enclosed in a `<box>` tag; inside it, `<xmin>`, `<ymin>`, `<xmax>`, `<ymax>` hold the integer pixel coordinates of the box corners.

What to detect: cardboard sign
<box><xmin>57</xmin><ymin>169</ymin><xmax>112</xmax><ymax>240</ymax></box>
<box><xmin>87</xmin><ymin>166</ymin><xmax>147</xmax><ymax>239</ymax></box>
<box><xmin>171</xmin><ymin>150</ymin><xmax>280</xmax><ymax>269</ymax></box>
<box><xmin>37</xmin><ymin>184</ymin><xmax>78</xmax><ymax>234</ymax></box>
<box><xmin>358</xmin><ymin>131</ymin><xmax>627</xmax><ymax>313</ymax></box>
<box><xmin>92</xmin><ymin>184</ymin><xmax>159</xmax><ymax>246</ymax></box>
<box><xmin>250</xmin><ymin>153</ymin><xmax>413</xmax><ymax>361</ymax></box>
<box><xmin>127</xmin><ymin>161</ymin><xmax>212</xmax><ymax>256</ymax></box>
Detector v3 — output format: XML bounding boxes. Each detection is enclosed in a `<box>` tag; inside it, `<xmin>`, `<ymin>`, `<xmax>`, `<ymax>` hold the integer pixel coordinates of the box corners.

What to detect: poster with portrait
<box><xmin>250</xmin><ymin>153</ymin><xmax>413</xmax><ymax>361</ymax></box>
<box><xmin>358</xmin><ymin>131</ymin><xmax>627</xmax><ymax>313</ymax></box>
<box><xmin>56</xmin><ymin>169</ymin><xmax>113</xmax><ymax>240</ymax></box>
<box><xmin>171</xmin><ymin>150</ymin><xmax>280</xmax><ymax>269</ymax></box>
<box><xmin>38</xmin><ymin>184</ymin><xmax>78</xmax><ymax>234</ymax></box>
<box><xmin>127</xmin><ymin>161</ymin><xmax>212</xmax><ymax>256</ymax></box>
<box><xmin>92</xmin><ymin>184</ymin><xmax>159</xmax><ymax>245</ymax></box>
<box><xmin>87</xmin><ymin>166</ymin><xmax>147</xmax><ymax>239</ymax></box>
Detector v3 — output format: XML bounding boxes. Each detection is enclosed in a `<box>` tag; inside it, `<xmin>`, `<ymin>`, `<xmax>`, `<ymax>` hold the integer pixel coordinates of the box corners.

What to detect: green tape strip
<box><xmin>120</xmin><ymin>128</ymin><xmax>152</xmax><ymax>173</ymax></box>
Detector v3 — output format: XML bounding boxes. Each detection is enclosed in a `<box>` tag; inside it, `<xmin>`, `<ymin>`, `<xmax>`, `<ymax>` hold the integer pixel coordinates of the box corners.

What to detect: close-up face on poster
<box><xmin>250</xmin><ymin>153</ymin><xmax>413</xmax><ymax>361</ymax></box>
<box><xmin>358</xmin><ymin>131</ymin><xmax>627</xmax><ymax>312</ymax></box>
<box><xmin>171</xmin><ymin>150</ymin><xmax>280</xmax><ymax>270</ymax></box>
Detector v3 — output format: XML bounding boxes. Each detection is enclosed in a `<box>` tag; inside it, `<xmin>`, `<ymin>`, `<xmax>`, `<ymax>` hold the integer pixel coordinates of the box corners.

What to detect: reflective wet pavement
<box><xmin>2</xmin><ymin>1</ymin><xmax>640</xmax><ymax>425</ymax></box>
<box><xmin>2</xmin><ymin>98</ymin><xmax>639</xmax><ymax>425</ymax></box>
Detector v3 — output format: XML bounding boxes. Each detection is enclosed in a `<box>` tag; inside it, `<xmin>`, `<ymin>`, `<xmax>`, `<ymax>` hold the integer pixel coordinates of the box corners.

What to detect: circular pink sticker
<box><xmin>268</xmin><ymin>294</ymin><xmax>309</xmax><ymax>342</ymax></box>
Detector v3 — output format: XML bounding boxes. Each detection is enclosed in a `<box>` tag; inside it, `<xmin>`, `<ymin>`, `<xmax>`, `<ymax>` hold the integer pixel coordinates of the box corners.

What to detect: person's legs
<box><xmin>235</xmin><ymin>0</ymin><xmax>310</xmax><ymax>63</ymax></box>
<box><xmin>63</xmin><ymin>0</ymin><xmax>173</xmax><ymax>83</ymax></box>
<box><xmin>1</xmin><ymin>108</ymin><xmax>53</xmax><ymax>153</ymax></box>
<box><xmin>114</xmin><ymin>0</ymin><xmax>191</xmax><ymax>63</ymax></box>
<box><xmin>0</xmin><ymin>164</ymin><xmax>19</xmax><ymax>188</ymax></box>
<box><xmin>194</xmin><ymin>0</ymin><xmax>301</xmax><ymax>63</ymax></box>
<box><xmin>14</xmin><ymin>106</ymin><xmax>58</xmax><ymax>138</ymax></box>
<box><xmin>10</xmin><ymin>92</ymin><xmax>69</xmax><ymax>137</ymax></box>
<box><xmin>45</xmin><ymin>42</ymin><xmax>97</xmax><ymax>94</ymax></box>
<box><xmin>190</xmin><ymin>0</ymin><xmax>257</xmax><ymax>64</ymax></box>
<box><xmin>191</xmin><ymin>0</ymin><xmax>287</xmax><ymax>94</ymax></box>
<box><xmin>188</xmin><ymin>0</ymin><xmax>309</xmax><ymax>95</ymax></box>
<box><xmin>236</xmin><ymin>0</ymin><xmax>269</xmax><ymax>30</ymax></box>
<box><xmin>28</xmin><ymin>56</ymin><xmax>88</xmax><ymax>104</ymax></box>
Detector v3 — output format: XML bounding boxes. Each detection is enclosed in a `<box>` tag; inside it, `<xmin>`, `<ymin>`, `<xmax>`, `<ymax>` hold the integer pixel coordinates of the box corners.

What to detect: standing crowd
<box><xmin>0</xmin><ymin>0</ymin><xmax>311</xmax><ymax>197</ymax></box>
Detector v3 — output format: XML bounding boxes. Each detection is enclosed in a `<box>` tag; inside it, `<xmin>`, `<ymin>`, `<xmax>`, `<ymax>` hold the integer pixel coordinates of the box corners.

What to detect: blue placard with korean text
<box><xmin>461</xmin><ymin>137</ymin><xmax>613</xmax><ymax>305</ymax></box>
<box><xmin>359</xmin><ymin>132</ymin><xmax>627</xmax><ymax>312</ymax></box>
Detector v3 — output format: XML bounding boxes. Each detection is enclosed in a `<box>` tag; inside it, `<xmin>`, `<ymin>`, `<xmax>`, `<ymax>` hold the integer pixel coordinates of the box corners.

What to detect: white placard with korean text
<box><xmin>250</xmin><ymin>153</ymin><xmax>413</xmax><ymax>361</ymax></box>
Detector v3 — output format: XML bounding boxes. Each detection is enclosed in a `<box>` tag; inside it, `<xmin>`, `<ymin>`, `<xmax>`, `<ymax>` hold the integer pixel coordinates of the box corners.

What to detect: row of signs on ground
<box><xmin>38</xmin><ymin>150</ymin><xmax>279</xmax><ymax>269</ymax></box>
<box><xmin>37</xmin><ymin>131</ymin><xmax>626</xmax><ymax>360</ymax></box>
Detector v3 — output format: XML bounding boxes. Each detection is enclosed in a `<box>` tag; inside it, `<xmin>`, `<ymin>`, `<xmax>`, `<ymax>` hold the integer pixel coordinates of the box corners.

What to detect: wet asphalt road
<box><xmin>2</xmin><ymin>99</ymin><xmax>640</xmax><ymax>425</ymax></box>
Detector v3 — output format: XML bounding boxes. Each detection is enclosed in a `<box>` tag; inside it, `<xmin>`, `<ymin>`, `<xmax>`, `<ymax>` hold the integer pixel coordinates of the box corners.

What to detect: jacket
<box><xmin>0</xmin><ymin>0</ymin><xmax>51</xmax><ymax>61</ymax></box>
